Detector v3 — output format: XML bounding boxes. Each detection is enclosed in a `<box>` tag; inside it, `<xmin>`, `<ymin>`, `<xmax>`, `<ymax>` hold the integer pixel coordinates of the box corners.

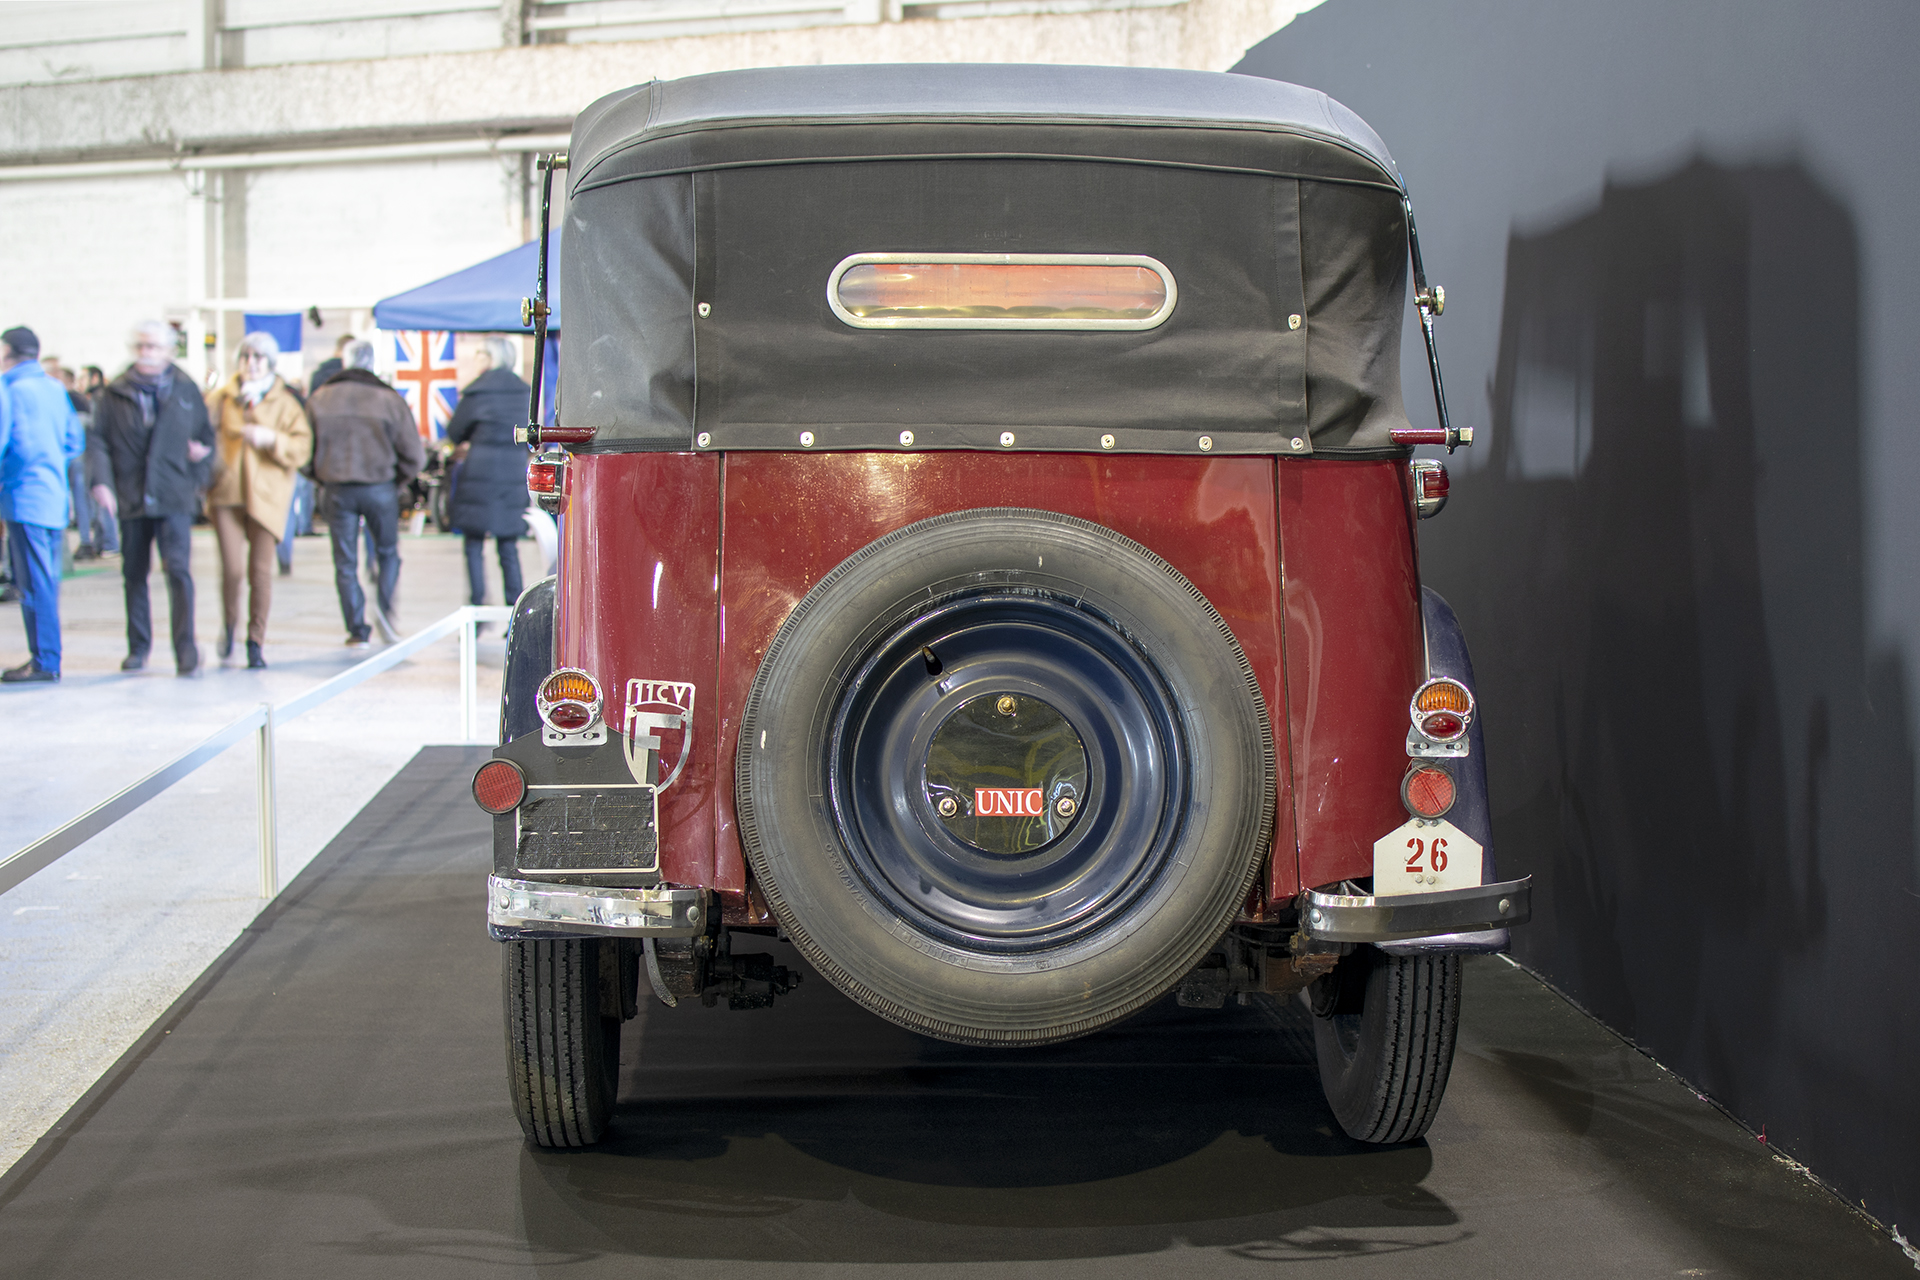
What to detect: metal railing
<box><xmin>0</xmin><ymin>604</ymin><xmax>513</xmax><ymax>902</ymax></box>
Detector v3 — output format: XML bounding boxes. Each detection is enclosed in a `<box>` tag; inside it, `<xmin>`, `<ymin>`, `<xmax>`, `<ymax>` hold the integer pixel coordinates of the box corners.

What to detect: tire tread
<box><xmin>1315</xmin><ymin>951</ymin><xmax>1461</xmax><ymax>1143</ymax></box>
<box><xmin>504</xmin><ymin>939</ymin><xmax>614</xmax><ymax>1147</ymax></box>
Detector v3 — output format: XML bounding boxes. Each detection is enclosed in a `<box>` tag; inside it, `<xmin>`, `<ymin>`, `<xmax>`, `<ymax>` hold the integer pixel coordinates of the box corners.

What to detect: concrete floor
<box><xmin>1</xmin><ymin>748</ymin><xmax>1911</xmax><ymax>1278</ymax></box>
<box><xmin>0</xmin><ymin>523</ymin><xmax>543</xmax><ymax>1177</ymax></box>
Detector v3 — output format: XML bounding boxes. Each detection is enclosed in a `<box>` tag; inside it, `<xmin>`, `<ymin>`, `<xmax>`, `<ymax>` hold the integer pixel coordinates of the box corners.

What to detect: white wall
<box><xmin>244</xmin><ymin>156</ymin><xmax>521</xmax><ymax>303</ymax></box>
<box><xmin>0</xmin><ymin>173</ymin><xmax>189</xmax><ymax>374</ymax></box>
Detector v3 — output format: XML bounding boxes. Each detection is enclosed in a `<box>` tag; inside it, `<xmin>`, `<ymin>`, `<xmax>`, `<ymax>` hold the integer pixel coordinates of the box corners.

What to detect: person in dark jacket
<box><xmin>445</xmin><ymin>336</ymin><xmax>531</xmax><ymax>608</ymax></box>
<box><xmin>307</xmin><ymin>340</ymin><xmax>424</xmax><ymax>648</ymax></box>
<box><xmin>89</xmin><ymin>320</ymin><xmax>215</xmax><ymax>675</ymax></box>
<box><xmin>307</xmin><ymin>332</ymin><xmax>354</xmax><ymax>397</ymax></box>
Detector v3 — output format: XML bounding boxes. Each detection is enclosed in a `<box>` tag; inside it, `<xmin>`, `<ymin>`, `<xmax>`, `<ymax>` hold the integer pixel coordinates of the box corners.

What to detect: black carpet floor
<box><xmin>0</xmin><ymin>746</ymin><xmax>1908</xmax><ymax>1279</ymax></box>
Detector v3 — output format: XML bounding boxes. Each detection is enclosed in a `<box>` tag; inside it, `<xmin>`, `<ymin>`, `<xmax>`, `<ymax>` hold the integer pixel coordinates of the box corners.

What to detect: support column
<box><xmin>183</xmin><ymin>169</ymin><xmax>210</xmax><ymax>387</ymax></box>
<box><xmin>183</xmin><ymin>0</ymin><xmax>222</xmax><ymax>70</ymax></box>
<box><xmin>217</xmin><ymin>169</ymin><xmax>248</xmax><ymax>383</ymax></box>
<box><xmin>501</xmin><ymin>0</ymin><xmax>527</xmax><ymax>46</ymax></box>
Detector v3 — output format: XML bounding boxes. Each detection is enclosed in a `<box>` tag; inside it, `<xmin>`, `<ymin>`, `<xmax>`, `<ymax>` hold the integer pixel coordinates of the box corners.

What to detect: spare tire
<box><xmin>736</xmin><ymin>508</ymin><xmax>1272</xmax><ymax>1046</ymax></box>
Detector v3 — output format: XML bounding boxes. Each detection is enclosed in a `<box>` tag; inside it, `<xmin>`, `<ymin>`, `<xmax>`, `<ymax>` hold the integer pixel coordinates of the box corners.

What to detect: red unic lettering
<box><xmin>975</xmin><ymin>788</ymin><xmax>1044</xmax><ymax>816</ymax></box>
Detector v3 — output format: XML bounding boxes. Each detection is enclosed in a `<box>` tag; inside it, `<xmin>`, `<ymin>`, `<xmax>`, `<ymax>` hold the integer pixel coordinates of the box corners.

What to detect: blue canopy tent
<box><xmin>372</xmin><ymin>234</ymin><xmax>561</xmax><ymax>423</ymax></box>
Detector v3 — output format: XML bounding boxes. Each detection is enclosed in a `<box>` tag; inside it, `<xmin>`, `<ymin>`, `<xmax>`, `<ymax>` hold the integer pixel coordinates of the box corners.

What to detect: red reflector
<box><xmin>547</xmin><ymin>702</ymin><xmax>592</xmax><ymax>731</ymax></box>
<box><xmin>527</xmin><ymin>461</ymin><xmax>561</xmax><ymax>495</ymax></box>
<box><xmin>472</xmin><ymin>760</ymin><xmax>526</xmax><ymax>814</ymax></box>
<box><xmin>1421</xmin><ymin>710</ymin><xmax>1465</xmax><ymax>740</ymax></box>
<box><xmin>1403</xmin><ymin>765</ymin><xmax>1456</xmax><ymax>819</ymax></box>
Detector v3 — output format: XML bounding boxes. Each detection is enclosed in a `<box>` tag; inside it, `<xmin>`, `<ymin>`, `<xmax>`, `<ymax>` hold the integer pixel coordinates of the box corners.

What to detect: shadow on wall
<box><xmin>1451</xmin><ymin>156</ymin><xmax>1918</xmax><ymax>1195</ymax></box>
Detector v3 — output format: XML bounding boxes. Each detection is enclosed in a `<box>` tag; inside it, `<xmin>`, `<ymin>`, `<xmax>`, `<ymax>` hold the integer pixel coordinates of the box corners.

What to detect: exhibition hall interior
<box><xmin>1</xmin><ymin>1</ymin><xmax>1915</xmax><ymax>1275</ymax></box>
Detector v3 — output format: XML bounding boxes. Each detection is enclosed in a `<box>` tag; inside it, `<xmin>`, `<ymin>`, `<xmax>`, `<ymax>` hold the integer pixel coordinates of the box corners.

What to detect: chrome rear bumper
<box><xmin>1301</xmin><ymin>876</ymin><xmax>1531</xmax><ymax>944</ymax></box>
<box><xmin>487</xmin><ymin>874</ymin><xmax>706</xmax><ymax>940</ymax></box>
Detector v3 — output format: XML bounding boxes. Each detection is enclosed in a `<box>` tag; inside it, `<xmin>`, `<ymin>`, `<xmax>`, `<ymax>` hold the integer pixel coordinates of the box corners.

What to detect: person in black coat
<box><xmin>444</xmin><ymin>337</ymin><xmax>532</xmax><ymax>607</ymax></box>
<box><xmin>88</xmin><ymin>320</ymin><xmax>216</xmax><ymax>675</ymax></box>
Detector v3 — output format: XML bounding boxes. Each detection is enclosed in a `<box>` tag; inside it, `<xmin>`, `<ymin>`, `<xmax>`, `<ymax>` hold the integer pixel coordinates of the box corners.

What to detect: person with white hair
<box><xmin>88</xmin><ymin>319</ymin><xmax>216</xmax><ymax>676</ymax></box>
<box><xmin>203</xmin><ymin>330</ymin><xmax>312</xmax><ymax>668</ymax></box>
<box><xmin>306</xmin><ymin>338</ymin><xmax>423</xmax><ymax>648</ymax></box>
<box><xmin>444</xmin><ymin>335</ymin><xmax>532</xmax><ymax>610</ymax></box>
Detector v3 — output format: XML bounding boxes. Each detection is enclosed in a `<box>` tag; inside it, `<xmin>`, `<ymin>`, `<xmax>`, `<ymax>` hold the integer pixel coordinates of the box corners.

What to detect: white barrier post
<box><xmin>255</xmin><ymin>702</ymin><xmax>278</xmax><ymax>898</ymax></box>
<box><xmin>460</xmin><ymin>609</ymin><xmax>478</xmax><ymax>743</ymax></box>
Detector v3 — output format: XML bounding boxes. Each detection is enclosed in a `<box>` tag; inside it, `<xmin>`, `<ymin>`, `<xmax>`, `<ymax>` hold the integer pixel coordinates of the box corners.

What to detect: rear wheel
<box><xmin>503</xmin><ymin>938</ymin><xmax>623</xmax><ymax>1147</ymax></box>
<box><xmin>1310</xmin><ymin>947</ymin><xmax>1461</xmax><ymax>1143</ymax></box>
<box><xmin>737</xmin><ymin>508</ymin><xmax>1273</xmax><ymax>1046</ymax></box>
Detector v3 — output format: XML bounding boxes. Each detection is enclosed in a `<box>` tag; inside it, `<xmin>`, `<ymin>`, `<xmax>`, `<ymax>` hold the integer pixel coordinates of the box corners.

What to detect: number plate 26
<box><xmin>1371</xmin><ymin>818</ymin><xmax>1483</xmax><ymax>896</ymax></box>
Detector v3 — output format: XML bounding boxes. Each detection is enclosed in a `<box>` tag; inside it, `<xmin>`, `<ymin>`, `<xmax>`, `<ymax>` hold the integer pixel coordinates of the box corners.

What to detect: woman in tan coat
<box><xmin>204</xmin><ymin>331</ymin><xmax>312</xmax><ymax>668</ymax></box>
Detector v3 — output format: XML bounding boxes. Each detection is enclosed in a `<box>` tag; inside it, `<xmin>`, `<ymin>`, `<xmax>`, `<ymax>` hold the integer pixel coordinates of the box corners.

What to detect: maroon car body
<box><xmin>553</xmin><ymin>451</ymin><xmax>1425</xmax><ymax>909</ymax></box>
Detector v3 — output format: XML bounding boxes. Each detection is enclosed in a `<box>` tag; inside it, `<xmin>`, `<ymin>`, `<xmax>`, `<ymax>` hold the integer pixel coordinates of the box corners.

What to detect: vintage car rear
<box><xmin>470</xmin><ymin>63</ymin><xmax>1530</xmax><ymax>1149</ymax></box>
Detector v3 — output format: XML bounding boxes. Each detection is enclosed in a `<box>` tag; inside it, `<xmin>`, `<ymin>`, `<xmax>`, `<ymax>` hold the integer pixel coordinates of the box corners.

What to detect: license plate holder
<box><xmin>517</xmin><ymin>787</ymin><xmax>659</xmax><ymax>872</ymax></box>
<box><xmin>1371</xmin><ymin>818</ymin><xmax>1483</xmax><ymax>896</ymax></box>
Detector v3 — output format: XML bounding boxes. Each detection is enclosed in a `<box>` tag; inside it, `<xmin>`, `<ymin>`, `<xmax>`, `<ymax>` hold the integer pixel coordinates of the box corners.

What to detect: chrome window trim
<box><xmin>826</xmin><ymin>252</ymin><xmax>1178</xmax><ymax>331</ymax></box>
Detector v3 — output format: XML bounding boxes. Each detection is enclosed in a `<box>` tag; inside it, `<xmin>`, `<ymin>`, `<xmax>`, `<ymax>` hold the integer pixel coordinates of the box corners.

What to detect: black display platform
<box><xmin>0</xmin><ymin>746</ymin><xmax>1907</xmax><ymax>1278</ymax></box>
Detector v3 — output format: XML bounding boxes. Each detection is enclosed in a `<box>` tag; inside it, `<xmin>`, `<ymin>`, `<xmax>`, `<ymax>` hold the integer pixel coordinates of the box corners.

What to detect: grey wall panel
<box><xmin>1237</xmin><ymin>0</ymin><xmax>1920</xmax><ymax>1233</ymax></box>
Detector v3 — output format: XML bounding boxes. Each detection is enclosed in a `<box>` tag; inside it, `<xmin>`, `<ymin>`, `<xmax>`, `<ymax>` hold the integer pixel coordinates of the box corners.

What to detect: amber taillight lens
<box><xmin>473</xmin><ymin>759</ymin><xmax>526</xmax><ymax>814</ymax></box>
<box><xmin>1402</xmin><ymin>763</ymin><xmax>1457</xmax><ymax>819</ymax></box>
<box><xmin>541</xmin><ymin>670</ymin><xmax>596</xmax><ymax>703</ymax></box>
<box><xmin>1414</xmin><ymin>679</ymin><xmax>1471</xmax><ymax>714</ymax></box>
<box><xmin>1410</xmin><ymin>678</ymin><xmax>1474</xmax><ymax>742</ymax></box>
<box><xmin>536</xmin><ymin>668</ymin><xmax>602</xmax><ymax>735</ymax></box>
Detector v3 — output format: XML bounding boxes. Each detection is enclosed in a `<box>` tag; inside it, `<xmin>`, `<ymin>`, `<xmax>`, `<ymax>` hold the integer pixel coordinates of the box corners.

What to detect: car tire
<box><xmin>737</xmin><ymin>508</ymin><xmax>1273</xmax><ymax>1047</ymax></box>
<box><xmin>1309</xmin><ymin>947</ymin><xmax>1461</xmax><ymax>1143</ymax></box>
<box><xmin>503</xmin><ymin>937</ymin><xmax>621</xmax><ymax>1147</ymax></box>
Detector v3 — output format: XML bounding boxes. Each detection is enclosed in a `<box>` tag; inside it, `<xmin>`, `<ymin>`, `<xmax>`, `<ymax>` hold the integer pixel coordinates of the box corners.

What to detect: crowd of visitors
<box><xmin>0</xmin><ymin>319</ymin><xmax>536</xmax><ymax>688</ymax></box>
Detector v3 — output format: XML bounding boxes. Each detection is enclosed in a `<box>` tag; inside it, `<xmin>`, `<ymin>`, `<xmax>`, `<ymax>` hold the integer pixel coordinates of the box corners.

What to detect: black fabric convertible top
<box><xmin>559</xmin><ymin>64</ymin><xmax>1417</xmax><ymax>456</ymax></box>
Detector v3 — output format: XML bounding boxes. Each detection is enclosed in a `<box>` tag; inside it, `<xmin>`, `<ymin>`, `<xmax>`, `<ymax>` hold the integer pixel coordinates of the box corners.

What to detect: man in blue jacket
<box><xmin>0</xmin><ymin>326</ymin><xmax>84</xmax><ymax>684</ymax></box>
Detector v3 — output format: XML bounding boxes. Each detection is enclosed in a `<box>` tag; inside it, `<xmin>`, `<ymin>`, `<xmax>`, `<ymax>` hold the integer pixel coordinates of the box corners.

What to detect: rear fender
<box><xmin>1379</xmin><ymin>586</ymin><xmax>1506</xmax><ymax>955</ymax></box>
<box><xmin>501</xmin><ymin>576</ymin><xmax>556</xmax><ymax>746</ymax></box>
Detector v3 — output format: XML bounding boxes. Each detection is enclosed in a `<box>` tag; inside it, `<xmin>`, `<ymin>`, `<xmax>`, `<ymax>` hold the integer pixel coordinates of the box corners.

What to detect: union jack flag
<box><xmin>392</xmin><ymin>330</ymin><xmax>459</xmax><ymax>440</ymax></box>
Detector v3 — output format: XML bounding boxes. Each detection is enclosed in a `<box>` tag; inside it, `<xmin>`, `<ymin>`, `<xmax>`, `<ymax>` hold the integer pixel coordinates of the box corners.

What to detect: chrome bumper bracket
<box><xmin>1302</xmin><ymin>876</ymin><xmax>1531</xmax><ymax>944</ymax></box>
<box><xmin>488</xmin><ymin>874</ymin><xmax>705</xmax><ymax>940</ymax></box>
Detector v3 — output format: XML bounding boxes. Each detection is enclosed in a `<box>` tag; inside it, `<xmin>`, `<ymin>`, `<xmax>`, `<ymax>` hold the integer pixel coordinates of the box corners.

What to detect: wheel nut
<box><xmin>1056</xmin><ymin>796</ymin><xmax>1076</xmax><ymax>818</ymax></box>
<box><xmin>996</xmin><ymin>695</ymin><xmax>1016</xmax><ymax>715</ymax></box>
<box><xmin>937</xmin><ymin>796</ymin><xmax>958</xmax><ymax>818</ymax></box>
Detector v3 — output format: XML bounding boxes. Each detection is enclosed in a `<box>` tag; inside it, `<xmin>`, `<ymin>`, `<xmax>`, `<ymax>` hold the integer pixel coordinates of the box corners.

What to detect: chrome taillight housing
<box><xmin>537</xmin><ymin>667</ymin><xmax>602</xmax><ymax>735</ymax></box>
<box><xmin>1410</xmin><ymin>677</ymin><xmax>1474</xmax><ymax>743</ymax></box>
<box><xmin>527</xmin><ymin>447</ymin><xmax>569</xmax><ymax>516</ymax></box>
<box><xmin>1411</xmin><ymin>459</ymin><xmax>1449</xmax><ymax>518</ymax></box>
